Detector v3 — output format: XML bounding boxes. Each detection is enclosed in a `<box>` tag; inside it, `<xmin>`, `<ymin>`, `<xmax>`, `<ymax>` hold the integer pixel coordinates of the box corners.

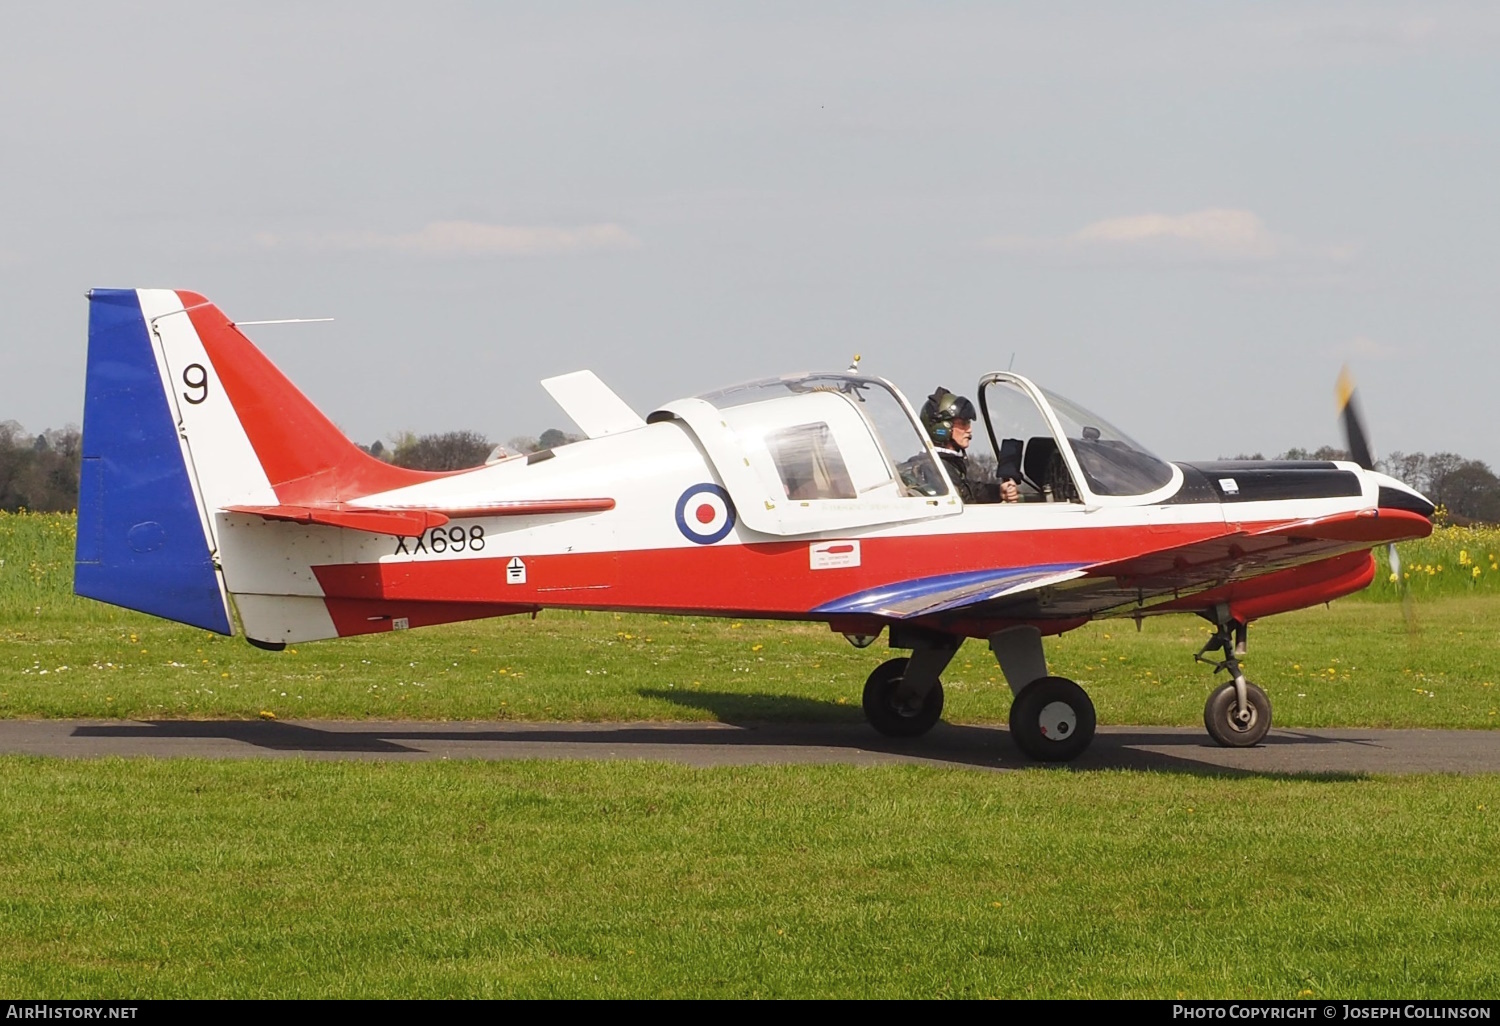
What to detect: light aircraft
<box><xmin>74</xmin><ymin>288</ymin><xmax>1435</xmax><ymax>761</ymax></box>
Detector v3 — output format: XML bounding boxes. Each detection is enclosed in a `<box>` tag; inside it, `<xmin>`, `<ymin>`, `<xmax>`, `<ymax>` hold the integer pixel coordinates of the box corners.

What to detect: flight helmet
<box><xmin>919</xmin><ymin>387</ymin><xmax>977</xmax><ymax>447</ymax></box>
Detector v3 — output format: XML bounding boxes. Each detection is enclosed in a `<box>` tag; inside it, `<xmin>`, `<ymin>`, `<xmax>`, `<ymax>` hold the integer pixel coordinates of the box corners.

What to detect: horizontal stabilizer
<box><xmin>224</xmin><ymin>498</ymin><xmax>617</xmax><ymax>536</ymax></box>
<box><xmin>224</xmin><ymin>505</ymin><xmax>451</xmax><ymax>536</ymax></box>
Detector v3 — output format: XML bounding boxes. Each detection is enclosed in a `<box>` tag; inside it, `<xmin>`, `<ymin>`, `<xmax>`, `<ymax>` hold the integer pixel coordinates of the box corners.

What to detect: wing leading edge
<box><xmin>814</xmin><ymin>509</ymin><xmax>1431</xmax><ymax>624</ymax></box>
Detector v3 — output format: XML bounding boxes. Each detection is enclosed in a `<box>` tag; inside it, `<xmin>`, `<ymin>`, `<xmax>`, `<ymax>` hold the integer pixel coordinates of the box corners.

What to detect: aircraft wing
<box><xmin>815</xmin><ymin>508</ymin><xmax>1430</xmax><ymax>622</ymax></box>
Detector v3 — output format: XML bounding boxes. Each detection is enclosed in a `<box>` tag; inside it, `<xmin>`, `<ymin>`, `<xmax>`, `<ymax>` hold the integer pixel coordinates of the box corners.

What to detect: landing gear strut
<box><xmin>859</xmin><ymin>625</ymin><xmax>1101</xmax><ymax>761</ymax></box>
<box><xmin>991</xmin><ymin>625</ymin><xmax>1096</xmax><ymax>762</ymax></box>
<box><xmin>1196</xmin><ymin>613</ymin><xmax>1272</xmax><ymax>748</ymax></box>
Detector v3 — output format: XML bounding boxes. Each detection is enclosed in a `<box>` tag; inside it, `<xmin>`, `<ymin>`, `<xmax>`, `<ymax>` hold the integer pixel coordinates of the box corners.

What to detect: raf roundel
<box><xmin>675</xmin><ymin>483</ymin><xmax>736</xmax><ymax>544</ymax></box>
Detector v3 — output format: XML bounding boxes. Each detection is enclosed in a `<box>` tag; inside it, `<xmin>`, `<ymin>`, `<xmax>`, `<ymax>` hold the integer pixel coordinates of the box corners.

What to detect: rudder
<box><xmin>74</xmin><ymin>289</ymin><xmax>233</xmax><ymax>633</ymax></box>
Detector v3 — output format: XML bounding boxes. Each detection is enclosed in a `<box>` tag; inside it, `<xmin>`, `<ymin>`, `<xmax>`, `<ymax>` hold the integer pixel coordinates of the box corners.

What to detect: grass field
<box><xmin>3</xmin><ymin>512</ymin><xmax>1498</xmax><ymax>727</ymax></box>
<box><xmin>4</xmin><ymin>513</ymin><xmax>1500</xmax><ymax>999</ymax></box>
<box><xmin>1</xmin><ymin>757</ymin><xmax>1497</xmax><ymax>999</ymax></box>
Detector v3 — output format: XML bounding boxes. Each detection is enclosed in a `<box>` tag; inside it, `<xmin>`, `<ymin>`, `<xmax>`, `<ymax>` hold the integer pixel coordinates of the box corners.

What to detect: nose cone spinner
<box><xmin>1368</xmin><ymin>470</ymin><xmax>1436</xmax><ymax>520</ymax></box>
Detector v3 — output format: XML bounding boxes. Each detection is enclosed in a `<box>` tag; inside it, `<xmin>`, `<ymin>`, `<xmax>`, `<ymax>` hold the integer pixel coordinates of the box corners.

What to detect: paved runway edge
<box><xmin>1</xmin><ymin>720</ymin><xmax>1498</xmax><ymax>774</ymax></box>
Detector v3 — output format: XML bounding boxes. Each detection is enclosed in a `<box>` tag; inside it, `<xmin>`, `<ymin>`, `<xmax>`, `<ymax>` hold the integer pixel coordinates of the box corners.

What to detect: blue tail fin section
<box><xmin>74</xmin><ymin>289</ymin><xmax>233</xmax><ymax>634</ymax></box>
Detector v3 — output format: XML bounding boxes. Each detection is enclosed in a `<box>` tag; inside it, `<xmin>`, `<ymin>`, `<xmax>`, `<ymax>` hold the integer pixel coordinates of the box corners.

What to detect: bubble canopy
<box><xmin>979</xmin><ymin>373</ymin><xmax>1179</xmax><ymax>500</ymax></box>
<box><xmin>697</xmin><ymin>373</ymin><xmax>948</xmax><ymax>499</ymax></box>
<box><xmin>686</xmin><ymin>370</ymin><xmax>1179</xmax><ymax>509</ymax></box>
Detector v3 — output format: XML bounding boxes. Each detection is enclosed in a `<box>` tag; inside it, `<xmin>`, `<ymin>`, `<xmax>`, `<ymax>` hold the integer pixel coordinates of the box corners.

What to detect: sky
<box><xmin>2</xmin><ymin>2</ymin><xmax>1497</xmax><ymax>467</ymax></box>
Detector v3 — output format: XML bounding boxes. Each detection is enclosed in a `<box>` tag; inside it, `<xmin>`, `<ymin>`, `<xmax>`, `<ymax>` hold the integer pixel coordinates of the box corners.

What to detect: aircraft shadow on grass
<box><xmin>70</xmin><ymin>692</ymin><xmax>1370</xmax><ymax>780</ymax></box>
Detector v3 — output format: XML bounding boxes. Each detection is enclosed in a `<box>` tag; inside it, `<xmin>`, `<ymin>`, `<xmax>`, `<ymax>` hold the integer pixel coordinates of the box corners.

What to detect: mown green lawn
<box><xmin>1</xmin><ymin>757</ymin><xmax>1496</xmax><ymax>999</ymax></box>
<box><xmin>5</xmin><ymin>511</ymin><xmax>1499</xmax><ymax>728</ymax></box>
<box><xmin>5</xmin><ymin>516</ymin><xmax>1500</xmax><ymax>999</ymax></box>
<box><xmin>4</xmin><ymin>599</ymin><xmax>1498</xmax><ymax>729</ymax></box>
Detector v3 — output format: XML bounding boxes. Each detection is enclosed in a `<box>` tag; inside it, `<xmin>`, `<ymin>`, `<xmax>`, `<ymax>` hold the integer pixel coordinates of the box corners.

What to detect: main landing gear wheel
<box><xmin>1008</xmin><ymin>676</ymin><xmax>1096</xmax><ymax>762</ymax></box>
<box><xmin>862</xmin><ymin>657</ymin><xmax>945</xmax><ymax>738</ymax></box>
<box><xmin>1203</xmin><ymin>680</ymin><xmax>1272</xmax><ymax>748</ymax></box>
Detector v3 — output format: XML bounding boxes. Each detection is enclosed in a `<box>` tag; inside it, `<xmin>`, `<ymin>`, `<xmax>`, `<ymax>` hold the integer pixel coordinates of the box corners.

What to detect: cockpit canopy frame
<box><xmin>651</xmin><ymin>372</ymin><xmax>962</xmax><ymax>537</ymax></box>
<box><xmin>977</xmin><ymin>372</ymin><xmax>1182</xmax><ymax>507</ymax></box>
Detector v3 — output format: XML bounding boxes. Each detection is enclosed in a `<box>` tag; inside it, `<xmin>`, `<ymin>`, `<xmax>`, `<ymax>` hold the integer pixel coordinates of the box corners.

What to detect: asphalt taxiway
<box><xmin>1</xmin><ymin>719</ymin><xmax>1497</xmax><ymax>774</ymax></box>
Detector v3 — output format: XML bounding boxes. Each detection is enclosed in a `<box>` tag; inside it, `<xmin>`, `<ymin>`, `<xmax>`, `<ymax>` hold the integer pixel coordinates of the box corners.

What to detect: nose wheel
<box><xmin>1008</xmin><ymin>676</ymin><xmax>1096</xmax><ymax>762</ymax></box>
<box><xmin>1195</xmin><ymin>615</ymin><xmax>1273</xmax><ymax>748</ymax></box>
<box><xmin>1204</xmin><ymin>680</ymin><xmax>1272</xmax><ymax>747</ymax></box>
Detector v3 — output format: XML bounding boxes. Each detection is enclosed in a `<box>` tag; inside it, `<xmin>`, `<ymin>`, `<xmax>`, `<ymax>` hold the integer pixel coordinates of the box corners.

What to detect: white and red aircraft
<box><xmin>74</xmin><ymin>288</ymin><xmax>1435</xmax><ymax>761</ymax></box>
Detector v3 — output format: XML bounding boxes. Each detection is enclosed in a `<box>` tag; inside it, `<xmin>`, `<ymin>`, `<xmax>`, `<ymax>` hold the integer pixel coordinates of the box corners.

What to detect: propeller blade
<box><xmin>1388</xmin><ymin>543</ymin><xmax>1420</xmax><ymax>637</ymax></box>
<box><xmin>1343</xmin><ymin>370</ymin><xmax>1419</xmax><ymax>635</ymax></box>
<box><xmin>1336</xmin><ymin>365</ymin><xmax>1375</xmax><ymax>470</ymax></box>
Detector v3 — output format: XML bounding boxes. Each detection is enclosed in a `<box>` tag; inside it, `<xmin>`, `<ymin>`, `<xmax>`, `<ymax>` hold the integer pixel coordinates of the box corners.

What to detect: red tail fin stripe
<box><xmin>178</xmin><ymin>291</ymin><xmax>457</xmax><ymax>504</ymax></box>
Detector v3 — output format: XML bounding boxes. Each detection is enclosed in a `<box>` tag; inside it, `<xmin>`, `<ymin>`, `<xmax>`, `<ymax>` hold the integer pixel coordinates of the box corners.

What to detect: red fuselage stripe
<box><xmin>310</xmin><ymin>522</ymin><xmax>1231</xmax><ymax>615</ymax></box>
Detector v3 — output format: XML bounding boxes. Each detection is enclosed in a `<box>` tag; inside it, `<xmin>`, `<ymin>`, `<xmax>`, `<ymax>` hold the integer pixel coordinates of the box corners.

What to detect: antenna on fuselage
<box><xmin>847</xmin><ymin>353</ymin><xmax>862</xmax><ymax>373</ymax></box>
<box><xmin>233</xmin><ymin>318</ymin><xmax>336</xmax><ymax>326</ymax></box>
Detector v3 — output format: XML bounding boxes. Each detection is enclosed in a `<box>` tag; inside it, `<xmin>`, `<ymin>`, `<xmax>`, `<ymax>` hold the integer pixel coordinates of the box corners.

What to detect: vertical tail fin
<box><xmin>172</xmin><ymin>291</ymin><xmax>444</xmax><ymax>505</ymax></box>
<box><xmin>75</xmin><ymin>288</ymin><xmax>447</xmax><ymax>636</ymax></box>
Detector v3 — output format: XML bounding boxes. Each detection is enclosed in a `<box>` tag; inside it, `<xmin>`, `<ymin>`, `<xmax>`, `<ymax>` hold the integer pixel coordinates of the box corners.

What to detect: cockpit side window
<box><xmin>766</xmin><ymin>422</ymin><xmax>857</xmax><ymax>500</ymax></box>
<box><xmin>701</xmin><ymin>373</ymin><xmax>948</xmax><ymax>499</ymax></box>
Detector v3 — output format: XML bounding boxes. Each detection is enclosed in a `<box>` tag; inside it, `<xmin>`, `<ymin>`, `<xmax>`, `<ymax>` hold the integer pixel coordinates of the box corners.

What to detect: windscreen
<box><xmin>1040</xmin><ymin>387</ymin><xmax>1175</xmax><ymax>496</ymax></box>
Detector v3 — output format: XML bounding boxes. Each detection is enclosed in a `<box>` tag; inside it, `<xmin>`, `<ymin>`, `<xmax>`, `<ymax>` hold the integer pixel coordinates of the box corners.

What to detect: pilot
<box><xmin>919</xmin><ymin>388</ymin><xmax>1020</xmax><ymax>503</ymax></box>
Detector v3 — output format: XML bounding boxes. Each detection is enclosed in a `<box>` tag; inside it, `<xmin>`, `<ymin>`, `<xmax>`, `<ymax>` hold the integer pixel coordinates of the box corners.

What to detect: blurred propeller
<box><xmin>1338</xmin><ymin>365</ymin><xmax>1417</xmax><ymax>634</ymax></box>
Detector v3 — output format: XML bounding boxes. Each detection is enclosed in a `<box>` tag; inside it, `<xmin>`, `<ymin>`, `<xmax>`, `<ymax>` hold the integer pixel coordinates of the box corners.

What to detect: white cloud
<box><xmin>256</xmin><ymin>220</ymin><xmax>641</xmax><ymax>257</ymax></box>
<box><xmin>982</xmin><ymin>208</ymin><xmax>1353</xmax><ymax>269</ymax></box>
<box><xmin>1332</xmin><ymin>335</ymin><xmax>1400</xmax><ymax>361</ymax></box>
<box><xmin>1069</xmin><ymin>208</ymin><xmax>1279</xmax><ymax>259</ymax></box>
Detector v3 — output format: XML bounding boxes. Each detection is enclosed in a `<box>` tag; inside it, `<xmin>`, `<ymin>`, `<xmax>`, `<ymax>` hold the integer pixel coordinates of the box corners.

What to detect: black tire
<box><xmin>1203</xmin><ymin>680</ymin><xmax>1272</xmax><ymax>748</ymax></box>
<box><xmin>1008</xmin><ymin>676</ymin><xmax>1096</xmax><ymax>762</ymax></box>
<box><xmin>862</xmin><ymin>657</ymin><xmax>945</xmax><ymax>738</ymax></box>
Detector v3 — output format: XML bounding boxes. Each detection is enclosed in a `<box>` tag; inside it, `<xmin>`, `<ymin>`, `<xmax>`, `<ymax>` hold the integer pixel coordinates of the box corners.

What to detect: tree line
<box><xmin>0</xmin><ymin>423</ymin><xmax>581</xmax><ymax>513</ymax></box>
<box><xmin>0</xmin><ymin>421</ymin><xmax>82</xmax><ymax>514</ymax></box>
<box><xmin>364</xmin><ymin>428</ymin><xmax>581</xmax><ymax>471</ymax></box>
<box><xmin>4</xmin><ymin>420</ymin><xmax>1497</xmax><ymax>523</ymax></box>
